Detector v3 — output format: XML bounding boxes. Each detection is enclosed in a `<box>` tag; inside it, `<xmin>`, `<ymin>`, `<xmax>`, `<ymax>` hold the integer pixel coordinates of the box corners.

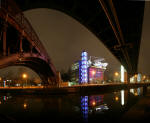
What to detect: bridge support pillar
<box><xmin>127</xmin><ymin>73</ymin><xmax>131</xmax><ymax>84</ymax></box>
<box><xmin>2</xmin><ymin>22</ymin><xmax>7</xmax><ymax>56</ymax></box>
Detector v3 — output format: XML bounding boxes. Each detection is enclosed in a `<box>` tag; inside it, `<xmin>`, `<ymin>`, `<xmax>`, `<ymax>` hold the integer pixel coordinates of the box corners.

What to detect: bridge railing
<box><xmin>0</xmin><ymin>0</ymin><xmax>50</xmax><ymax>63</ymax></box>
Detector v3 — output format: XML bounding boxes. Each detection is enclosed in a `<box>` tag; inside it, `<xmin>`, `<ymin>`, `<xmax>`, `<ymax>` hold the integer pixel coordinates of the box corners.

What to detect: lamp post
<box><xmin>22</xmin><ymin>73</ymin><xmax>28</xmax><ymax>87</ymax></box>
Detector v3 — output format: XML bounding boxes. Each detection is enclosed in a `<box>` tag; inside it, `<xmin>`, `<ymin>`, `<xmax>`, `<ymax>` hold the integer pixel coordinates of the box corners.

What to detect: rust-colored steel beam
<box><xmin>0</xmin><ymin>0</ymin><xmax>57</xmax><ymax>76</ymax></box>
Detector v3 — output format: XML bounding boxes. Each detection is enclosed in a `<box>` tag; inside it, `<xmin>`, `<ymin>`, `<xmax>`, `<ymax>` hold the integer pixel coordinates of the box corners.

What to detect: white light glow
<box><xmin>130</xmin><ymin>89</ymin><xmax>134</xmax><ymax>94</ymax></box>
<box><xmin>121</xmin><ymin>90</ymin><xmax>124</xmax><ymax>106</ymax></box>
<box><xmin>121</xmin><ymin>65</ymin><xmax>124</xmax><ymax>83</ymax></box>
<box><xmin>137</xmin><ymin>73</ymin><xmax>141</xmax><ymax>82</ymax></box>
<box><xmin>93</xmin><ymin>62</ymin><xmax>108</xmax><ymax>69</ymax></box>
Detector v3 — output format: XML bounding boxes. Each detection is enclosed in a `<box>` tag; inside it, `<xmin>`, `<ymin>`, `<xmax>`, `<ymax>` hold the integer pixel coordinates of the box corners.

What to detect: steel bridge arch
<box><xmin>15</xmin><ymin>0</ymin><xmax>145</xmax><ymax>76</ymax></box>
<box><xmin>0</xmin><ymin>53</ymin><xmax>57</xmax><ymax>85</ymax></box>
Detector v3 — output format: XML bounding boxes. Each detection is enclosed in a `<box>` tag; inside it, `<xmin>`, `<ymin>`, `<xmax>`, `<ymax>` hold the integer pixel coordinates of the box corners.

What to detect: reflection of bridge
<box><xmin>0</xmin><ymin>0</ymin><xmax>146</xmax><ymax>86</ymax></box>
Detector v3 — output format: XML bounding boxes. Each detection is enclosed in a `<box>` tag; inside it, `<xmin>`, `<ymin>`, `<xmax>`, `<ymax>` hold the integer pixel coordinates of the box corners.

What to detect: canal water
<box><xmin>0</xmin><ymin>88</ymin><xmax>149</xmax><ymax>122</ymax></box>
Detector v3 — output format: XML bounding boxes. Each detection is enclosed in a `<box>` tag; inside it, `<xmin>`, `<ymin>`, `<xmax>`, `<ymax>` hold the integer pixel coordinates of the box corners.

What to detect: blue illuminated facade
<box><xmin>79</xmin><ymin>51</ymin><xmax>88</xmax><ymax>84</ymax></box>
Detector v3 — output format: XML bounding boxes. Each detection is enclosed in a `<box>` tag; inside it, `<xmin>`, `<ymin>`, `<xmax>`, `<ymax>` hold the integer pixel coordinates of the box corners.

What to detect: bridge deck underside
<box><xmin>15</xmin><ymin>0</ymin><xmax>145</xmax><ymax>75</ymax></box>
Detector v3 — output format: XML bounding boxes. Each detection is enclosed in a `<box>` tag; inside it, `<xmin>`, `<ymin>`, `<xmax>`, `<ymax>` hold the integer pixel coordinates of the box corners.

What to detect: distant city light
<box><xmin>143</xmin><ymin>75</ymin><xmax>146</xmax><ymax>79</ymax></box>
<box><xmin>3</xmin><ymin>80</ymin><xmax>6</xmax><ymax>88</ymax></box>
<box><xmin>137</xmin><ymin>73</ymin><xmax>141</xmax><ymax>82</ymax></box>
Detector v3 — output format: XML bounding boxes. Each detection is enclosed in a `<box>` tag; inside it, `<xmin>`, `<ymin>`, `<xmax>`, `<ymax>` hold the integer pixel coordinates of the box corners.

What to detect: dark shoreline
<box><xmin>0</xmin><ymin>83</ymin><xmax>149</xmax><ymax>95</ymax></box>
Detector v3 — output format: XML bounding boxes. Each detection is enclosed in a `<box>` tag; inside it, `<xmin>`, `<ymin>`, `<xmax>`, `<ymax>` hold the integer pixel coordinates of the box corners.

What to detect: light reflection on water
<box><xmin>0</xmin><ymin>88</ymin><xmax>144</xmax><ymax>122</ymax></box>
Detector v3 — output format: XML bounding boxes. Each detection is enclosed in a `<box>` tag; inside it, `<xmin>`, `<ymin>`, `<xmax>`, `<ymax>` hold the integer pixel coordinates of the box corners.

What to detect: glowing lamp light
<box><xmin>92</xmin><ymin>101</ymin><xmax>96</xmax><ymax>106</ymax></box>
<box><xmin>22</xmin><ymin>73</ymin><xmax>27</xmax><ymax>79</ymax></box>
<box><xmin>143</xmin><ymin>75</ymin><xmax>146</xmax><ymax>79</ymax></box>
<box><xmin>115</xmin><ymin>72</ymin><xmax>119</xmax><ymax>76</ymax></box>
<box><xmin>115</xmin><ymin>96</ymin><xmax>119</xmax><ymax>101</ymax></box>
<box><xmin>134</xmin><ymin>92</ymin><xmax>138</xmax><ymax>96</ymax></box>
<box><xmin>92</xmin><ymin>70</ymin><xmax>96</xmax><ymax>76</ymax></box>
<box><xmin>23</xmin><ymin>103</ymin><xmax>27</xmax><ymax>109</ymax></box>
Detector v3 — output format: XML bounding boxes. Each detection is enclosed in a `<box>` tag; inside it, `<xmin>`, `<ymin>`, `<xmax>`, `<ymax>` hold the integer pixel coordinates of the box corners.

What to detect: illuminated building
<box><xmin>71</xmin><ymin>50</ymin><xmax>108</xmax><ymax>84</ymax></box>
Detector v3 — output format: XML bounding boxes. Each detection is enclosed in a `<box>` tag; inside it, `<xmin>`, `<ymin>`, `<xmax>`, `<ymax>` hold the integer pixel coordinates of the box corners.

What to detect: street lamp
<box><xmin>22</xmin><ymin>73</ymin><xmax>28</xmax><ymax>87</ymax></box>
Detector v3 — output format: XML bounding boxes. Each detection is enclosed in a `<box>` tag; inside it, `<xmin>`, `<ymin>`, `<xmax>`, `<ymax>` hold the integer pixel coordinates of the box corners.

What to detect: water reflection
<box><xmin>23</xmin><ymin>103</ymin><xmax>27</xmax><ymax>109</ymax></box>
<box><xmin>80</xmin><ymin>87</ymin><xmax>143</xmax><ymax>122</ymax></box>
<box><xmin>121</xmin><ymin>90</ymin><xmax>124</xmax><ymax>105</ymax></box>
<box><xmin>81</xmin><ymin>96</ymin><xmax>88</xmax><ymax>122</ymax></box>
<box><xmin>0</xmin><ymin>87</ymin><xmax>146</xmax><ymax>122</ymax></box>
<box><xmin>130</xmin><ymin>88</ymin><xmax>142</xmax><ymax>96</ymax></box>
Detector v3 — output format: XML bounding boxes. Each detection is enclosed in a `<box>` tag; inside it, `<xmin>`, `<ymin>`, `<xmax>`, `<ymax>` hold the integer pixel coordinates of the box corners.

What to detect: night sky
<box><xmin>23</xmin><ymin>8</ymin><xmax>121</xmax><ymax>72</ymax></box>
<box><xmin>0</xmin><ymin>2</ymin><xmax>150</xmax><ymax>79</ymax></box>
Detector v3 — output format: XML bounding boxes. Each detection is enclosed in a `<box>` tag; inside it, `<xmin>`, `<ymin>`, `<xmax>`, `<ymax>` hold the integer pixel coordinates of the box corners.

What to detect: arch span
<box><xmin>0</xmin><ymin>53</ymin><xmax>57</xmax><ymax>85</ymax></box>
<box><xmin>15</xmin><ymin>0</ymin><xmax>145</xmax><ymax>75</ymax></box>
